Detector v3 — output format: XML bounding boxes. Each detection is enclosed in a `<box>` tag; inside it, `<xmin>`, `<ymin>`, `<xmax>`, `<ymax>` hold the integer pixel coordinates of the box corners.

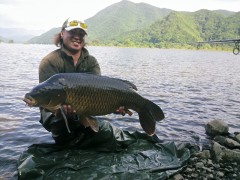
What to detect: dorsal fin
<box><xmin>116</xmin><ymin>78</ymin><xmax>138</xmax><ymax>91</ymax></box>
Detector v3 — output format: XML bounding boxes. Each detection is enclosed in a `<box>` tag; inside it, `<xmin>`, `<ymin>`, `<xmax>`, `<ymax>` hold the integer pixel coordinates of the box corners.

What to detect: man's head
<box><xmin>61</xmin><ymin>18</ymin><xmax>87</xmax><ymax>33</ymax></box>
<box><xmin>54</xmin><ymin>18</ymin><xmax>88</xmax><ymax>51</ymax></box>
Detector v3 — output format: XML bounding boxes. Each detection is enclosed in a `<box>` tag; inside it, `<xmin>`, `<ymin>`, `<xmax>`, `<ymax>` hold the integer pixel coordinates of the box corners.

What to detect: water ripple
<box><xmin>0</xmin><ymin>44</ymin><xmax>240</xmax><ymax>179</ymax></box>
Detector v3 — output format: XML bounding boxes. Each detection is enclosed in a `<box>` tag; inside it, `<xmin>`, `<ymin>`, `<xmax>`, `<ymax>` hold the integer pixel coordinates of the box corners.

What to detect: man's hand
<box><xmin>62</xmin><ymin>105</ymin><xmax>76</xmax><ymax>115</ymax></box>
<box><xmin>115</xmin><ymin>106</ymin><xmax>133</xmax><ymax>116</ymax></box>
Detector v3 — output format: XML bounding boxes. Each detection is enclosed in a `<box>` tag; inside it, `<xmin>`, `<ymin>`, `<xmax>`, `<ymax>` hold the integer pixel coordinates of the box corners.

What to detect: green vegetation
<box><xmin>28</xmin><ymin>27</ymin><xmax>61</xmax><ymax>44</ymax></box>
<box><xmin>96</xmin><ymin>10</ymin><xmax>239</xmax><ymax>50</ymax></box>
<box><xmin>27</xmin><ymin>0</ymin><xmax>239</xmax><ymax>51</ymax></box>
<box><xmin>85</xmin><ymin>0</ymin><xmax>171</xmax><ymax>41</ymax></box>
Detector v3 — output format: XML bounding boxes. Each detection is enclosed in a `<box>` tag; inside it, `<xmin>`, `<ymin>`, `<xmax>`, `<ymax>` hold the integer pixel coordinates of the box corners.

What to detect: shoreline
<box><xmin>170</xmin><ymin>119</ymin><xmax>240</xmax><ymax>180</ymax></box>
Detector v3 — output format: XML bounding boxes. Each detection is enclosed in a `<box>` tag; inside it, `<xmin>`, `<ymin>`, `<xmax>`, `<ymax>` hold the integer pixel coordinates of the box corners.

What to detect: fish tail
<box><xmin>138</xmin><ymin>100</ymin><xmax>164</xmax><ymax>136</ymax></box>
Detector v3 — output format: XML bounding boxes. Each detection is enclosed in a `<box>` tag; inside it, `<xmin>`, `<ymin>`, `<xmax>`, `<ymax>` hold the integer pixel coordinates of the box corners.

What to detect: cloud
<box><xmin>0</xmin><ymin>0</ymin><xmax>15</xmax><ymax>4</ymax></box>
<box><xmin>0</xmin><ymin>0</ymin><xmax>239</xmax><ymax>31</ymax></box>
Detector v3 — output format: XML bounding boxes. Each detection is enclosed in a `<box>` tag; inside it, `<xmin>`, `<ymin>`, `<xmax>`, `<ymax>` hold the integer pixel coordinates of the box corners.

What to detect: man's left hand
<box><xmin>115</xmin><ymin>106</ymin><xmax>133</xmax><ymax>116</ymax></box>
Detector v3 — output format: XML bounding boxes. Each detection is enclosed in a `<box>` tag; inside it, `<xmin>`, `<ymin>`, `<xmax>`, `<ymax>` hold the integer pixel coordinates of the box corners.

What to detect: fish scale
<box><xmin>23</xmin><ymin>73</ymin><xmax>165</xmax><ymax>135</ymax></box>
<box><xmin>64</xmin><ymin>75</ymin><xmax>136</xmax><ymax>115</ymax></box>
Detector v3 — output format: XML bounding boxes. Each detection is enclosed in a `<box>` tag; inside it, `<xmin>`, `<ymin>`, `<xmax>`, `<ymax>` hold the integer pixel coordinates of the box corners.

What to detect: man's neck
<box><xmin>62</xmin><ymin>46</ymin><xmax>82</xmax><ymax>64</ymax></box>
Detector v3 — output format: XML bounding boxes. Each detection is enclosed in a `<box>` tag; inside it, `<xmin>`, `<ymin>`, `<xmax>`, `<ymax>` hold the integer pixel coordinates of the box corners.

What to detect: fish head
<box><xmin>23</xmin><ymin>79</ymin><xmax>67</xmax><ymax>110</ymax></box>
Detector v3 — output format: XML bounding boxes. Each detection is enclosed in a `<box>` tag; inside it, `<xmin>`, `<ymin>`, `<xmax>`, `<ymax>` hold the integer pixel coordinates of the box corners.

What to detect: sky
<box><xmin>0</xmin><ymin>0</ymin><xmax>239</xmax><ymax>34</ymax></box>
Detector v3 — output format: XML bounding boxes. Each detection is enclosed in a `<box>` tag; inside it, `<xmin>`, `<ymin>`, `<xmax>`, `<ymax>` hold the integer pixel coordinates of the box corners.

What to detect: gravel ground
<box><xmin>170</xmin><ymin>120</ymin><xmax>240</xmax><ymax>180</ymax></box>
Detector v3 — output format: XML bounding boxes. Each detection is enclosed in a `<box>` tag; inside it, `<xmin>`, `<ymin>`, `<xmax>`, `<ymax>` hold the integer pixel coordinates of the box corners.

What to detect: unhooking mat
<box><xmin>17</xmin><ymin>120</ymin><xmax>191</xmax><ymax>180</ymax></box>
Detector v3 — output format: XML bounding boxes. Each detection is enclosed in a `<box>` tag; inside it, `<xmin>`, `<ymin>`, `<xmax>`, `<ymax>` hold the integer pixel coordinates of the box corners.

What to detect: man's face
<box><xmin>61</xmin><ymin>29</ymin><xmax>85</xmax><ymax>54</ymax></box>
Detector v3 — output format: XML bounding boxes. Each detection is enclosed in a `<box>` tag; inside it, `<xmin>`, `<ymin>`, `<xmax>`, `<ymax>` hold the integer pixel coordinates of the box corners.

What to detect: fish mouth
<box><xmin>23</xmin><ymin>94</ymin><xmax>36</xmax><ymax>107</ymax></box>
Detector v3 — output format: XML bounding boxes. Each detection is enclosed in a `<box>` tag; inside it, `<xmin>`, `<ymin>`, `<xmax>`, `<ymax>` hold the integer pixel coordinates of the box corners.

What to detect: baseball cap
<box><xmin>62</xmin><ymin>17</ymin><xmax>88</xmax><ymax>34</ymax></box>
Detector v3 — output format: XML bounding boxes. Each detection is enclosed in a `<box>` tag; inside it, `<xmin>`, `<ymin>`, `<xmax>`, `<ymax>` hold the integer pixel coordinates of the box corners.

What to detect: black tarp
<box><xmin>18</xmin><ymin>120</ymin><xmax>191</xmax><ymax>180</ymax></box>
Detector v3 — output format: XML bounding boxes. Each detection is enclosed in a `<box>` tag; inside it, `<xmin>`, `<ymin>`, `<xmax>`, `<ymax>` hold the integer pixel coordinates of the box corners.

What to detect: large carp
<box><xmin>23</xmin><ymin>73</ymin><xmax>164</xmax><ymax>135</ymax></box>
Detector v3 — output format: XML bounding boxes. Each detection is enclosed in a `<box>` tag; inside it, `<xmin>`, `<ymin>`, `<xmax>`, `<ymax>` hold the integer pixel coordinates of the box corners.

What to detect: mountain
<box><xmin>188</xmin><ymin>10</ymin><xmax>240</xmax><ymax>40</ymax></box>
<box><xmin>108</xmin><ymin>11</ymin><xmax>201</xmax><ymax>47</ymax></box>
<box><xmin>0</xmin><ymin>28</ymin><xmax>44</xmax><ymax>43</ymax></box>
<box><xmin>85</xmin><ymin>0</ymin><xmax>172</xmax><ymax>41</ymax></box>
<box><xmin>26</xmin><ymin>0</ymin><xmax>239</xmax><ymax>48</ymax></box>
<box><xmin>108</xmin><ymin>10</ymin><xmax>240</xmax><ymax>48</ymax></box>
<box><xmin>0</xmin><ymin>35</ymin><xmax>10</xmax><ymax>43</ymax></box>
<box><xmin>28</xmin><ymin>0</ymin><xmax>172</xmax><ymax>44</ymax></box>
<box><xmin>213</xmin><ymin>10</ymin><xmax>236</xmax><ymax>17</ymax></box>
<box><xmin>28</xmin><ymin>27</ymin><xmax>61</xmax><ymax>44</ymax></box>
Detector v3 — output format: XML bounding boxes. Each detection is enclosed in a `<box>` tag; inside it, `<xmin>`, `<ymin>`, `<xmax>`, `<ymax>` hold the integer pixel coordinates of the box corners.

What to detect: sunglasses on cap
<box><xmin>67</xmin><ymin>20</ymin><xmax>87</xmax><ymax>30</ymax></box>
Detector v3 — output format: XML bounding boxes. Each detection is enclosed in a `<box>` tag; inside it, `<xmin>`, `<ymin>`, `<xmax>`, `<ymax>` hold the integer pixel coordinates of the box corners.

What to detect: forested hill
<box><xmin>28</xmin><ymin>0</ymin><xmax>172</xmax><ymax>44</ymax></box>
<box><xmin>27</xmin><ymin>0</ymin><xmax>239</xmax><ymax>48</ymax></box>
<box><xmin>85</xmin><ymin>0</ymin><xmax>172</xmax><ymax>41</ymax></box>
<box><xmin>109</xmin><ymin>10</ymin><xmax>240</xmax><ymax>48</ymax></box>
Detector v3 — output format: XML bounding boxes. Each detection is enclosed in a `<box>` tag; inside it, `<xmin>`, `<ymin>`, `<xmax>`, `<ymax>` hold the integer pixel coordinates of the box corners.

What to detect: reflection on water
<box><xmin>0</xmin><ymin>43</ymin><xmax>240</xmax><ymax>178</ymax></box>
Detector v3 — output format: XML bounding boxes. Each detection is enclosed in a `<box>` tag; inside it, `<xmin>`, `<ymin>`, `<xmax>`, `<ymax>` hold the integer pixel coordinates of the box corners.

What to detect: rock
<box><xmin>225</xmin><ymin>138</ymin><xmax>240</xmax><ymax>148</ymax></box>
<box><xmin>205</xmin><ymin>120</ymin><xmax>229</xmax><ymax>136</ymax></box>
<box><xmin>172</xmin><ymin>174</ymin><xmax>184</xmax><ymax>180</ymax></box>
<box><xmin>191</xmin><ymin>173</ymin><xmax>198</xmax><ymax>178</ymax></box>
<box><xmin>202</xmin><ymin>159</ymin><xmax>207</xmax><ymax>165</ymax></box>
<box><xmin>212</xmin><ymin>142</ymin><xmax>240</xmax><ymax>162</ymax></box>
<box><xmin>189</xmin><ymin>157</ymin><xmax>198</xmax><ymax>164</ymax></box>
<box><xmin>202</xmin><ymin>167</ymin><xmax>212</xmax><ymax>173</ymax></box>
<box><xmin>236</xmin><ymin>134</ymin><xmax>240</xmax><ymax>143</ymax></box>
<box><xmin>196</xmin><ymin>162</ymin><xmax>204</xmax><ymax>169</ymax></box>
<box><xmin>174</xmin><ymin>134</ymin><xmax>240</xmax><ymax>180</ymax></box>
<box><xmin>232</xmin><ymin>174</ymin><xmax>237</xmax><ymax>177</ymax></box>
<box><xmin>207</xmin><ymin>159</ymin><xmax>214</xmax><ymax>166</ymax></box>
<box><xmin>185</xmin><ymin>167</ymin><xmax>193</xmax><ymax>173</ymax></box>
<box><xmin>216</xmin><ymin>171</ymin><xmax>224</xmax><ymax>177</ymax></box>
<box><xmin>202</xmin><ymin>142</ymin><xmax>212</xmax><ymax>150</ymax></box>
<box><xmin>207</xmin><ymin>174</ymin><xmax>214</xmax><ymax>179</ymax></box>
<box><xmin>232</xmin><ymin>162</ymin><xmax>237</xmax><ymax>166</ymax></box>
<box><xmin>214</xmin><ymin>135</ymin><xmax>240</xmax><ymax>148</ymax></box>
<box><xmin>213</xmin><ymin>163</ymin><xmax>220</xmax><ymax>169</ymax></box>
<box><xmin>214</xmin><ymin>135</ymin><xmax>226</xmax><ymax>144</ymax></box>
<box><xmin>195</xmin><ymin>150</ymin><xmax>211</xmax><ymax>159</ymax></box>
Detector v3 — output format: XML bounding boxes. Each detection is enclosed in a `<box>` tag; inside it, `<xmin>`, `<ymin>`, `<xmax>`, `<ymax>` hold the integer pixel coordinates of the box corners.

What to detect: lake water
<box><xmin>0</xmin><ymin>43</ymin><xmax>240</xmax><ymax>179</ymax></box>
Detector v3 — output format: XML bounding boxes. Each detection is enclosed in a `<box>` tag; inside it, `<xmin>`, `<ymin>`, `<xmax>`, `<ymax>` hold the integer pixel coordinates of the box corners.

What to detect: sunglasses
<box><xmin>68</xmin><ymin>20</ymin><xmax>88</xmax><ymax>29</ymax></box>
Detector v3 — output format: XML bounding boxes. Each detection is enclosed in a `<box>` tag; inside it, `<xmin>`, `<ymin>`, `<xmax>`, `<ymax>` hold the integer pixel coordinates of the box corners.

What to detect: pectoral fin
<box><xmin>80</xmin><ymin>116</ymin><xmax>99</xmax><ymax>132</ymax></box>
<box><xmin>125</xmin><ymin>109</ymin><xmax>133</xmax><ymax>116</ymax></box>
